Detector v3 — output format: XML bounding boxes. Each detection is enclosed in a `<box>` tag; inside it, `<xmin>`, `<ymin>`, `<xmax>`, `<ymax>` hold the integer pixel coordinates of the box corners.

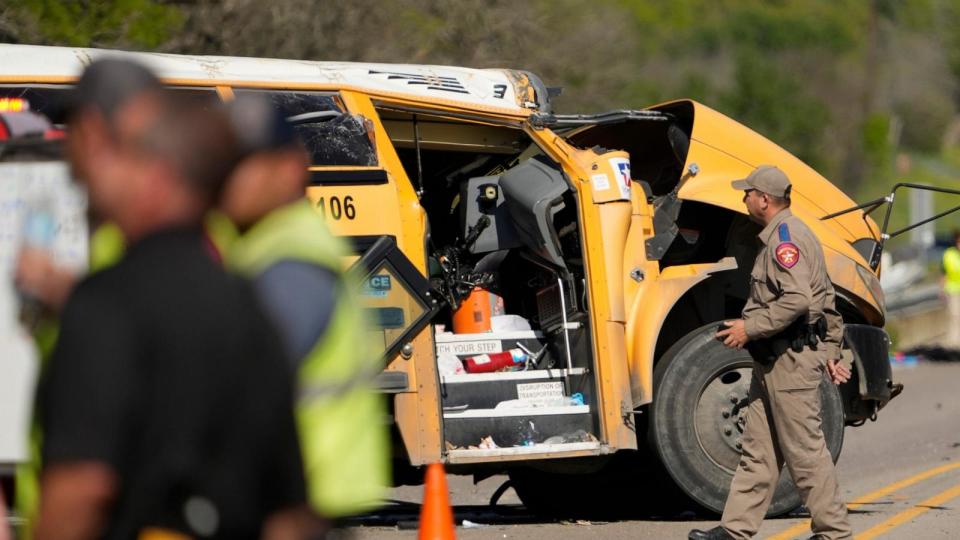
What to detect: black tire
<box><xmin>649</xmin><ymin>322</ymin><xmax>844</xmax><ymax>517</ymax></box>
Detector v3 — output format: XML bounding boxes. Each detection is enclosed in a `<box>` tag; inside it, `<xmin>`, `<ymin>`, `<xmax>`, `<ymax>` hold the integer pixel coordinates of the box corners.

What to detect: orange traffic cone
<box><xmin>418</xmin><ymin>462</ymin><xmax>456</xmax><ymax>539</ymax></box>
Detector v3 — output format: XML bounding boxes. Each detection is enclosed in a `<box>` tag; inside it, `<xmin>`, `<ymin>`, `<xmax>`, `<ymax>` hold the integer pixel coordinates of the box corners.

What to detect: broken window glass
<box><xmin>235</xmin><ymin>90</ymin><xmax>377</xmax><ymax>166</ymax></box>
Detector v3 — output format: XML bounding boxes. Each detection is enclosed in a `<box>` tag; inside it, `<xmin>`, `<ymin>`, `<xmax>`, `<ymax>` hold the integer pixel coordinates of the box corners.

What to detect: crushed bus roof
<box><xmin>0</xmin><ymin>44</ymin><xmax>550</xmax><ymax>115</ymax></box>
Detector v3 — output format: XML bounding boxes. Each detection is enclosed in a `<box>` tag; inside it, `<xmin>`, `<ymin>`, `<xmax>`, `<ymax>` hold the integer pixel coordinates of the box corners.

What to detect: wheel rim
<box><xmin>693</xmin><ymin>362</ymin><xmax>752</xmax><ymax>473</ymax></box>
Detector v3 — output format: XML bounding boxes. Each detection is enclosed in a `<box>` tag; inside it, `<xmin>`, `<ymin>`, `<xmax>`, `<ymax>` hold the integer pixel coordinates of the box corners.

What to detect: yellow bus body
<box><xmin>1</xmin><ymin>45</ymin><xmax>895</xmax><ymax>515</ymax></box>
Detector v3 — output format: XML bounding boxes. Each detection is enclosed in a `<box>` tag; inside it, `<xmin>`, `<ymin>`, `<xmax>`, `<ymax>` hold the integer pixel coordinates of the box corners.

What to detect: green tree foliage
<box><xmin>1</xmin><ymin>0</ymin><xmax>181</xmax><ymax>49</ymax></box>
<box><xmin>862</xmin><ymin>113</ymin><xmax>893</xmax><ymax>174</ymax></box>
<box><xmin>719</xmin><ymin>50</ymin><xmax>830</xmax><ymax>171</ymax></box>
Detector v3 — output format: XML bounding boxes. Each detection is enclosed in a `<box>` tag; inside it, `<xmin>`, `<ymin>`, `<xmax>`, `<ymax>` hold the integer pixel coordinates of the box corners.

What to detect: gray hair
<box><xmin>765</xmin><ymin>193</ymin><xmax>790</xmax><ymax>206</ymax></box>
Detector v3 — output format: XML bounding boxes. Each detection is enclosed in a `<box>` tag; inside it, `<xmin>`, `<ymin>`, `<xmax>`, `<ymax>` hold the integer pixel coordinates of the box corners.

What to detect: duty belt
<box><xmin>747</xmin><ymin>317</ymin><xmax>828</xmax><ymax>365</ymax></box>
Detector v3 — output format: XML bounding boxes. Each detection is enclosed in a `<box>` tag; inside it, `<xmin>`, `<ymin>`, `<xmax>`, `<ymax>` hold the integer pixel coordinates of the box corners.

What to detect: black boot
<box><xmin>688</xmin><ymin>526</ymin><xmax>735</xmax><ymax>540</ymax></box>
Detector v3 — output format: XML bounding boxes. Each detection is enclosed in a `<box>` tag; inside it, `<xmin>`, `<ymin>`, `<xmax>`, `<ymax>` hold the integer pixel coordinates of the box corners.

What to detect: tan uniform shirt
<box><xmin>723</xmin><ymin>207</ymin><xmax>853</xmax><ymax>539</ymax></box>
<box><xmin>742</xmin><ymin>208</ymin><xmax>843</xmax><ymax>381</ymax></box>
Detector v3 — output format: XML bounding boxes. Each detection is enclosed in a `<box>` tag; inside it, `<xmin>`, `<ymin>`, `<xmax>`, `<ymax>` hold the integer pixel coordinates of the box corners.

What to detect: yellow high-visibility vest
<box><xmin>228</xmin><ymin>199</ymin><xmax>389</xmax><ymax>517</ymax></box>
<box><xmin>945</xmin><ymin>246</ymin><xmax>960</xmax><ymax>295</ymax></box>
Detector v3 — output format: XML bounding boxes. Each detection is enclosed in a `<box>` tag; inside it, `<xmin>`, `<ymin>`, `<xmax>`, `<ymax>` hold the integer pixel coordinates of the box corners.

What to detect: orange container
<box><xmin>452</xmin><ymin>287</ymin><xmax>504</xmax><ymax>334</ymax></box>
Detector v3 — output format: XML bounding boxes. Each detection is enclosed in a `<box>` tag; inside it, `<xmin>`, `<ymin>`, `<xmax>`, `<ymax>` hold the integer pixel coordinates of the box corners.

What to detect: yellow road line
<box><xmin>856</xmin><ymin>482</ymin><xmax>960</xmax><ymax>539</ymax></box>
<box><xmin>764</xmin><ymin>461</ymin><xmax>960</xmax><ymax>540</ymax></box>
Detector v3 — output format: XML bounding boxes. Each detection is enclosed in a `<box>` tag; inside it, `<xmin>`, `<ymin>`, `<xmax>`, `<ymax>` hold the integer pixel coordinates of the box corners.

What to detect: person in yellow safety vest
<box><xmin>221</xmin><ymin>96</ymin><xmax>389</xmax><ymax>525</ymax></box>
<box><xmin>944</xmin><ymin>230</ymin><xmax>960</xmax><ymax>348</ymax></box>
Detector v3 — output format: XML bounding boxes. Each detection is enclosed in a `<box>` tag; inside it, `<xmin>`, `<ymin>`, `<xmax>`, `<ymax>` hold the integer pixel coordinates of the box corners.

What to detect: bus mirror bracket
<box><xmin>820</xmin><ymin>182</ymin><xmax>960</xmax><ymax>270</ymax></box>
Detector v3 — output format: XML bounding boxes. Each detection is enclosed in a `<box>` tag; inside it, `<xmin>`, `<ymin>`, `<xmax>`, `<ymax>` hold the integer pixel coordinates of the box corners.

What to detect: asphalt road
<box><xmin>345</xmin><ymin>359</ymin><xmax>960</xmax><ymax>539</ymax></box>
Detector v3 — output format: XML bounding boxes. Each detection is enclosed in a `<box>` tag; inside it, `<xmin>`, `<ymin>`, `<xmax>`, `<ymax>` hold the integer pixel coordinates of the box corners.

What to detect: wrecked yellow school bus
<box><xmin>0</xmin><ymin>44</ymin><xmax>896</xmax><ymax>516</ymax></box>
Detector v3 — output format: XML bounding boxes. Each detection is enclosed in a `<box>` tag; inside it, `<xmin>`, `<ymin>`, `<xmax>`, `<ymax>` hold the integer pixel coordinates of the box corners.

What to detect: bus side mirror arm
<box><xmin>820</xmin><ymin>182</ymin><xmax>960</xmax><ymax>270</ymax></box>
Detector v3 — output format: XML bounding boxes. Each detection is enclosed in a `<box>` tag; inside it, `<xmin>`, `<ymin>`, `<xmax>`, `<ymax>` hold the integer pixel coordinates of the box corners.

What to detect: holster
<box><xmin>747</xmin><ymin>318</ymin><xmax>825</xmax><ymax>365</ymax></box>
<box><xmin>746</xmin><ymin>339</ymin><xmax>776</xmax><ymax>365</ymax></box>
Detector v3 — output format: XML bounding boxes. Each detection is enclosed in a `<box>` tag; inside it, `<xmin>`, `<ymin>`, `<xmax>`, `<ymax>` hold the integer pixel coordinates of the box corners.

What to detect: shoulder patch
<box><xmin>778</xmin><ymin>222</ymin><xmax>791</xmax><ymax>242</ymax></box>
<box><xmin>775</xmin><ymin>242</ymin><xmax>800</xmax><ymax>269</ymax></box>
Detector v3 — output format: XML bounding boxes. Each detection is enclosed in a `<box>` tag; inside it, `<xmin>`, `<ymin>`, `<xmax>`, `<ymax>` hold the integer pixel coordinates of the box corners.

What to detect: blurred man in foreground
<box><xmin>12</xmin><ymin>59</ymin><xmax>184</xmax><ymax>539</ymax></box>
<box><xmin>35</xmin><ymin>61</ymin><xmax>306</xmax><ymax>540</ymax></box>
<box><xmin>14</xmin><ymin>61</ymin><xmax>243</xmax><ymax>539</ymax></box>
<box><xmin>222</xmin><ymin>97</ymin><xmax>389</xmax><ymax>527</ymax></box>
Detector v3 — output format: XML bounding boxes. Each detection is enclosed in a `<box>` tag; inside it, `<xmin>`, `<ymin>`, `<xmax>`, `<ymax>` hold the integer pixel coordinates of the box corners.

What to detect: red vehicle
<box><xmin>0</xmin><ymin>97</ymin><xmax>63</xmax><ymax>144</ymax></box>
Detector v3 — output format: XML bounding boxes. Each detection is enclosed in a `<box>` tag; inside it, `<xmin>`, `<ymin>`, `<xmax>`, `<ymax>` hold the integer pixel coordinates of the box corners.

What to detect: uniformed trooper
<box><xmin>689</xmin><ymin>165</ymin><xmax>853</xmax><ymax>540</ymax></box>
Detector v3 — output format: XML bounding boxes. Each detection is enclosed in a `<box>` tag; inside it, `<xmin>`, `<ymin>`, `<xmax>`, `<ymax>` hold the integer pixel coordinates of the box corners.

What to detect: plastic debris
<box><xmin>517</xmin><ymin>420</ymin><xmax>540</xmax><ymax>446</ymax></box>
<box><xmin>901</xmin><ymin>346</ymin><xmax>960</xmax><ymax>362</ymax></box>
<box><xmin>477</xmin><ymin>436</ymin><xmax>499</xmax><ymax>449</ymax></box>
<box><xmin>437</xmin><ymin>352</ymin><xmax>466</xmax><ymax>376</ymax></box>
<box><xmin>542</xmin><ymin>429</ymin><xmax>596</xmax><ymax>445</ymax></box>
<box><xmin>490</xmin><ymin>314</ymin><xmax>532</xmax><ymax>332</ymax></box>
<box><xmin>494</xmin><ymin>399</ymin><xmax>528</xmax><ymax>409</ymax></box>
<box><xmin>890</xmin><ymin>352</ymin><xmax>919</xmax><ymax>369</ymax></box>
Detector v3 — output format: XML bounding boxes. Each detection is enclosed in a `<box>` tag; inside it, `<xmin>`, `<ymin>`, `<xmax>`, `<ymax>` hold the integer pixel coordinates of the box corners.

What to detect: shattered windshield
<box><xmin>235</xmin><ymin>90</ymin><xmax>377</xmax><ymax>167</ymax></box>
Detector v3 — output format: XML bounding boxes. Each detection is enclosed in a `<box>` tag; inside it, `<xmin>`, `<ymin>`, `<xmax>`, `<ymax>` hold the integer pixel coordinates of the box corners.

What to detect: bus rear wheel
<box><xmin>649</xmin><ymin>323</ymin><xmax>845</xmax><ymax>517</ymax></box>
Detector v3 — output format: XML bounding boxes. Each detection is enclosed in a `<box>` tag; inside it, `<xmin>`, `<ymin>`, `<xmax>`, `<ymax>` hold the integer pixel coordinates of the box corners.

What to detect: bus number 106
<box><xmin>316</xmin><ymin>196</ymin><xmax>356</xmax><ymax>220</ymax></box>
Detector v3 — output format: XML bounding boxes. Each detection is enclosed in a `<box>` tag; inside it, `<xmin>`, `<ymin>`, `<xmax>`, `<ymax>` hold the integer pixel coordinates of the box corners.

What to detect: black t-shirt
<box><xmin>39</xmin><ymin>227</ymin><xmax>305</xmax><ymax>539</ymax></box>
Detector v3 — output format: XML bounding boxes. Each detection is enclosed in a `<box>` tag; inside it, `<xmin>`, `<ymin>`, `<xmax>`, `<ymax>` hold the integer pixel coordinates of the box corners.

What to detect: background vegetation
<box><xmin>2</xmin><ymin>0</ymin><xmax>959</xmax><ymax>238</ymax></box>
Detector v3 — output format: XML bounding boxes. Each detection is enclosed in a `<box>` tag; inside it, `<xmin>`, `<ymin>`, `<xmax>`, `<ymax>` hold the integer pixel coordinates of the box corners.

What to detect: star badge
<box><xmin>775</xmin><ymin>242</ymin><xmax>800</xmax><ymax>269</ymax></box>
